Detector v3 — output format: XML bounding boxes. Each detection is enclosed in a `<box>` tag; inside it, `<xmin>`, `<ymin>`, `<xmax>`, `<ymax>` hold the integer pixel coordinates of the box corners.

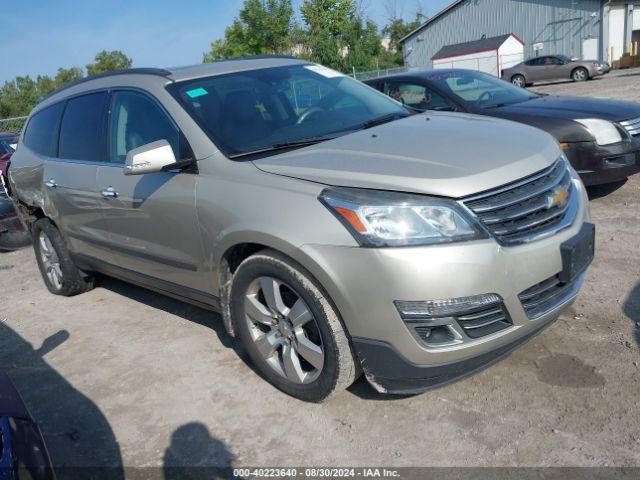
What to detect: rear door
<box><xmin>95</xmin><ymin>89</ymin><xmax>207</xmax><ymax>292</ymax></box>
<box><xmin>42</xmin><ymin>92</ymin><xmax>109</xmax><ymax>259</ymax></box>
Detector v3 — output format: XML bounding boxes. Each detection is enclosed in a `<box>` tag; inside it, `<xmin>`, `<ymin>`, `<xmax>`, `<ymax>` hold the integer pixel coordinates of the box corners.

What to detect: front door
<box><xmin>95</xmin><ymin>90</ymin><xmax>208</xmax><ymax>293</ymax></box>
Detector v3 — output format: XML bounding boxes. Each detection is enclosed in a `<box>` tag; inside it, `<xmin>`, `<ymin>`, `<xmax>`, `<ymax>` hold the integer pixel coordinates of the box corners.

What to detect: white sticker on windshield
<box><xmin>304</xmin><ymin>64</ymin><xmax>345</xmax><ymax>78</ymax></box>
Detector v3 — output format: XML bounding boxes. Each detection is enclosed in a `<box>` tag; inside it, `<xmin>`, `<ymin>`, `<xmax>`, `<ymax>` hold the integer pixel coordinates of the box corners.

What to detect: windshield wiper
<box><xmin>482</xmin><ymin>103</ymin><xmax>510</xmax><ymax>109</ymax></box>
<box><xmin>360</xmin><ymin>112</ymin><xmax>408</xmax><ymax>130</ymax></box>
<box><xmin>229</xmin><ymin>134</ymin><xmax>341</xmax><ymax>159</ymax></box>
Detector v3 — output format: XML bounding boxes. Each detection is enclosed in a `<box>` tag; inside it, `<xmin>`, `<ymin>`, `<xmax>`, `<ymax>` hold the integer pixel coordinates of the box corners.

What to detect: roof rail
<box><xmin>221</xmin><ymin>54</ymin><xmax>299</xmax><ymax>62</ymax></box>
<box><xmin>38</xmin><ymin>67</ymin><xmax>173</xmax><ymax>104</ymax></box>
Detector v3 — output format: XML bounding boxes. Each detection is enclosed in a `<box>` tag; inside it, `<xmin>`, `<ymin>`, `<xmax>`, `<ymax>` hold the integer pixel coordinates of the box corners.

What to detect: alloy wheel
<box><xmin>573</xmin><ymin>69</ymin><xmax>586</xmax><ymax>81</ymax></box>
<box><xmin>38</xmin><ymin>231</ymin><xmax>62</xmax><ymax>290</ymax></box>
<box><xmin>512</xmin><ymin>76</ymin><xmax>525</xmax><ymax>88</ymax></box>
<box><xmin>244</xmin><ymin>276</ymin><xmax>324</xmax><ymax>384</ymax></box>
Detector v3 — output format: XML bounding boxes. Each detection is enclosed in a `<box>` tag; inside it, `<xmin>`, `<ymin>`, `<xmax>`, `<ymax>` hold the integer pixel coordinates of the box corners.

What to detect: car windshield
<box><xmin>169</xmin><ymin>64</ymin><xmax>408</xmax><ymax>158</ymax></box>
<box><xmin>425</xmin><ymin>71</ymin><xmax>538</xmax><ymax>109</ymax></box>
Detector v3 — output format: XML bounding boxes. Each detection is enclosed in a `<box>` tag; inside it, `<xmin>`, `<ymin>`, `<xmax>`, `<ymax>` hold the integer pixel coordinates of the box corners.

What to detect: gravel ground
<box><xmin>0</xmin><ymin>70</ymin><xmax>639</xmax><ymax>475</ymax></box>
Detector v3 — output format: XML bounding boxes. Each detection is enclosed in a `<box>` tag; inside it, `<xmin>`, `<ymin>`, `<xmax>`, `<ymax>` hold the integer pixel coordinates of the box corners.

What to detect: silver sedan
<box><xmin>502</xmin><ymin>55</ymin><xmax>609</xmax><ymax>87</ymax></box>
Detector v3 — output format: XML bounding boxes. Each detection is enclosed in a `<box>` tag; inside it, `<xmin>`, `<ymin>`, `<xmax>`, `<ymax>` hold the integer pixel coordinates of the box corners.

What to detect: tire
<box><xmin>231</xmin><ymin>249</ymin><xmax>357</xmax><ymax>402</ymax></box>
<box><xmin>32</xmin><ymin>218</ymin><xmax>94</xmax><ymax>296</ymax></box>
<box><xmin>0</xmin><ymin>230</ymin><xmax>31</xmax><ymax>251</ymax></box>
<box><xmin>511</xmin><ymin>74</ymin><xmax>526</xmax><ymax>88</ymax></box>
<box><xmin>572</xmin><ymin>67</ymin><xmax>589</xmax><ymax>82</ymax></box>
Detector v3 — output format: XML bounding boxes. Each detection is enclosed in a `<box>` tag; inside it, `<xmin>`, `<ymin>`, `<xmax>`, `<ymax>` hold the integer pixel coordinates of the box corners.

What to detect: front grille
<box><xmin>518</xmin><ymin>274</ymin><xmax>581</xmax><ymax>319</ymax></box>
<box><xmin>455</xmin><ymin>303</ymin><xmax>512</xmax><ymax>339</ymax></box>
<box><xmin>462</xmin><ymin>158</ymin><xmax>577</xmax><ymax>245</ymax></box>
<box><xmin>621</xmin><ymin>116</ymin><xmax>640</xmax><ymax>137</ymax></box>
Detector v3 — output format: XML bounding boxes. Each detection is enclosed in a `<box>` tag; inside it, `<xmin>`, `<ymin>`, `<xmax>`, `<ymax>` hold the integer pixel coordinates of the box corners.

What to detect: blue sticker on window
<box><xmin>186</xmin><ymin>87</ymin><xmax>208</xmax><ymax>99</ymax></box>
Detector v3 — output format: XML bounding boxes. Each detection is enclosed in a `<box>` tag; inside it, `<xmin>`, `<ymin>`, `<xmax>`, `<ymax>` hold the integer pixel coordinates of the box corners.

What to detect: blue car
<box><xmin>0</xmin><ymin>371</ymin><xmax>54</xmax><ymax>480</ymax></box>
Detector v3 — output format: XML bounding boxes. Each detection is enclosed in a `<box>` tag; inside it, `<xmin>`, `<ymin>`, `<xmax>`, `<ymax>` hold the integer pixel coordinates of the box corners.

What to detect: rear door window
<box><xmin>23</xmin><ymin>103</ymin><xmax>64</xmax><ymax>157</ymax></box>
<box><xmin>59</xmin><ymin>92</ymin><xmax>109</xmax><ymax>162</ymax></box>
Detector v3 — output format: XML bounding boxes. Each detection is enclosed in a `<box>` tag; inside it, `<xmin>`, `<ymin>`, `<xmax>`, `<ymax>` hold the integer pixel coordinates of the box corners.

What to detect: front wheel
<box><xmin>572</xmin><ymin>67</ymin><xmax>589</xmax><ymax>82</ymax></box>
<box><xmin>231</xmin><ymin>250</ymin><xmax>357</xmax><ymax>402</ymax></box>
<box><xmin>511</xmin><ymin>74</ymin><xmax>526</xmax><ymax>88</ymax></box>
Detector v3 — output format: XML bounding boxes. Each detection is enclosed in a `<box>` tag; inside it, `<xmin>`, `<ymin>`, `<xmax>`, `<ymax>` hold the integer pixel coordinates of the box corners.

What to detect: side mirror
<box><xmin>124</xmin><ymin>140</ymin><xmax>177</xmax><ymax>176</ymax></box>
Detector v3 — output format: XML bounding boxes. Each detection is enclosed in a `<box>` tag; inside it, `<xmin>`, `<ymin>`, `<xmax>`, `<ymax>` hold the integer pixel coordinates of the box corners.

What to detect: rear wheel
<box><xmin>231</xmin><ymin>250</ymin><xmax>357</xmax><ymax>402</ymax></box>
<box><xmin>32</xmin><ymin>218</ymin><xmax>94</xmax><ymax>296</ymax></box>
<box><xmin>511</xmin><ymin>74</ymin><xmax>526</xmax><ymax>88</ymax></box>
<box><xmin>572</xmin><ymin>67</ymin><xmax>589</xmax><ymax>82</ymax></box>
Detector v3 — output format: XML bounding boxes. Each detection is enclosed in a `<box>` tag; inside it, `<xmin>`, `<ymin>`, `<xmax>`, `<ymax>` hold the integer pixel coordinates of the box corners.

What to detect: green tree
<box><xmin>54</xmin><ymin>67</ymin><xmax>84</xmax><ymax>87</ymax></box>
<box><xmin>379</xmin><ymin>13</ymin><xmax>425</xmax><ymax>67</ymax></box>
<box><xmin>299</xmin><ymin>0</ymin><xmax>357</xmax><ymax>70</ymax></box>
<box><xmin>300</xmin><ymin>0</ymin><xmax>355</xmax><ymax>36</ymax></box>
<box><xmin>0</xmin><ymin>75</ymin><xmax>59</xmax><ymax>118</ymax></box>
<box><xmin>86</xmin><ymin>50</ymin><xmax>132</xmax><ymax>76</ymax></box>
<box><xmin>344</xmin><ymin>18</ymin><xmax>382</xmax><ymax>70</ymax></box>
<box><xmin>203</xmin><ymin>0</ymin><xmax>296</xmax><ymax>62</ymax></box>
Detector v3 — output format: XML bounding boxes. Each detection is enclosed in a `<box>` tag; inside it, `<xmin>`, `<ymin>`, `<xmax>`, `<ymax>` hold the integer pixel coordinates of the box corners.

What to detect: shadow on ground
<box><xmin>0</xmin><ymin>323</ymin><xmax>124</xmax><ymax>479</ymax></box>
<box><xmin>617</xmin><ymin>72</ymin><xmax>640</xmax><ymax>78</ymax></box>
<box><xmin>623</xmin><ymin>282</ymin><xmax>640</xmax><ymax>346</ymax></box>
<box><xmin>99</xmin><ymin>276</ymin><xmax>386</xmax><ymax>401</ymax></box>
<box><xmin>163</xmin><ymin>422</ymin><xmax>234</xmax><ymax>480</ymax></box>
<box><xmin>97</xmin><ymin>275</ymin><xmax>251</xmax><ymax>363</ymax></box>
<box><xmin>587</xmin><ymin>179</ymin><xmax>627</xmax><ymax>200</ymax></box>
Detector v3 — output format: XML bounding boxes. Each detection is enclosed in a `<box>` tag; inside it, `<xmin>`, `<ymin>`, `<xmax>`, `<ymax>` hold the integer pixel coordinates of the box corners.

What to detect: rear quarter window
<box><xmin>23</xmin><ymin>103</ymin><xmax>64</xmax><ymax>157</ymax></box>
<box><xmin>59</xmin><ymin>91</ymin><xmax>109</xmax><ymax>162</ymax></box>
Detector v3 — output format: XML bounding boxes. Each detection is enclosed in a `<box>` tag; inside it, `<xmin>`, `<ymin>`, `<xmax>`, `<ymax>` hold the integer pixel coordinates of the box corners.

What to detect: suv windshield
<box><xmin>425</xmin><ymin>71</ymin><xmax>538</xmax><ymax>109</ymax></box>
<box><xmin>169</xmin><ymin>64</ymin><xmax>408</xmax><ymax>158</ymax></box>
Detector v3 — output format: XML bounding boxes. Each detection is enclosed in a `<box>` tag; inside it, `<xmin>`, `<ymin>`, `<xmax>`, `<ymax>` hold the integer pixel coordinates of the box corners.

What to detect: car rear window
<box><xmin>23</xmin><ymin>103</ymin><xmax>64</xmax><ymax>157</ymax></box>
<box><xmin>59</xmin><ymin>92</ymin><xmax>109</xmax><ymax>162</ymax></box>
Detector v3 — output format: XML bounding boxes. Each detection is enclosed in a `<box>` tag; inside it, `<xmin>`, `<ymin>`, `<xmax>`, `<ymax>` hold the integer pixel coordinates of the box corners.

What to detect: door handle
<box><xmin>100</xmin><ymin>186</ymin><xmax>118</xmax><ymax>199</ymax></box>
<box><xmin>44</xmin><ymin>179</ymin><xmax>57</xmax><ymax>189</ymax></box>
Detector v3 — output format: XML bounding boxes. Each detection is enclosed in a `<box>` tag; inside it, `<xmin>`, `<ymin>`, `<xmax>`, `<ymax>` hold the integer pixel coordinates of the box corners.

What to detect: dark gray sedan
<box><xmin>365</xmin><ymin>69</ymin><xmax>639</xmax><ymax>186</ymax></box>
<box><xmin>502</xmin><ymin>55</ymin><xmax>610</xmax><ymax>87</ymax></box>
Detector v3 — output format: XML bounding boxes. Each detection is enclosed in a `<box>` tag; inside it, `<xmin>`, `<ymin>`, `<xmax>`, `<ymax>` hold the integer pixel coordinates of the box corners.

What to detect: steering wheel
<box><xmin>296</xmin><ymin>106</ymin><xmax>325</xmax><ymax>125</ymax></box>
<box><xmin>478</xmin><ymin>91</ymin><xmax>494</xmax><ymax>105</ymax></box>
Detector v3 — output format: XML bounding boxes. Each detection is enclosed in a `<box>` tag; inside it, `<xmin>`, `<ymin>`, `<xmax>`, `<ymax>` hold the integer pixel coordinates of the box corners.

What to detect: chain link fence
<box><xmin>353</xmin><ymin>52</ymin><xmax>525</xmax><ymax>81</ymax></box>
<box><xmin>0</xmin><ymin>116</ymin><xmax>28</xmax><ymax>134</ymax></box>
<box><xmin>352</xmin><ymin>66</ymin><xmax>408</xmax><ymax>81</ymax></box>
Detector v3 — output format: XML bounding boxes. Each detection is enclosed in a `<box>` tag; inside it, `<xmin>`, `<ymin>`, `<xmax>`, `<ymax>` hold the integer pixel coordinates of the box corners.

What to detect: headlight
<box><xmin>575</xmin><ymin>119</ymin><xmax>622</xmax><ymax>146</ymax></box>
<box><xmin>319</xmin><ymin>188</ymin><xmax>486</xmax><ymax>247</ymax></box>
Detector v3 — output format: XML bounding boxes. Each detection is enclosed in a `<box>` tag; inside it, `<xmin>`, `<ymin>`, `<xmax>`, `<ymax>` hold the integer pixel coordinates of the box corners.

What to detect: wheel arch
<box><xmin>214</xmin><ymin>232</ymin><xmax>334</xmax><ymax>338</ymax></box>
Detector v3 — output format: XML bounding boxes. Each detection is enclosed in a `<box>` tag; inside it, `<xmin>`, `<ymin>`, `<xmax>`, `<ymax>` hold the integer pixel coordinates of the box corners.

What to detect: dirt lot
<box><xmin>1</xmin><ymin>69</ymin><xmax>639</xmax><ymax>474</ymax></box>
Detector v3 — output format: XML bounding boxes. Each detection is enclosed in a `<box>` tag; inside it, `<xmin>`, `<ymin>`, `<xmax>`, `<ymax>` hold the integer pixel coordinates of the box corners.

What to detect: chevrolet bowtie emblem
<box><xmin>546</xmin><ymin>187</ymin><xmax>569</xmax><ymax>209</ymax></box>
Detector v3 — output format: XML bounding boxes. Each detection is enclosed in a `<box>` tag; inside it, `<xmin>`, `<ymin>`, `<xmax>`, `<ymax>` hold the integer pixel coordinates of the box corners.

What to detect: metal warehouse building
<box><xmin>400</xmin><ymin>0</ymin><xmax>640</xmax><ymax>71</ymax></box>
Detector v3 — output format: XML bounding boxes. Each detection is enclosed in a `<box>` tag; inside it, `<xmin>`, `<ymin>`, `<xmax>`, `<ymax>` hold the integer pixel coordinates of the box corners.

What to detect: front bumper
<box><xmin>352</xmin><ymin>310</ymin><xmax>562</xmax><ymax>394</ymax></box>
<box><xmin>563</xmin><ymin>140</ymin><xmax>640</xmax><ymax>186</ymax></box>
<box><xmin>299</xmin><ymin>179</ymin><xmax>591</xmax><ymax>393</ymax></box>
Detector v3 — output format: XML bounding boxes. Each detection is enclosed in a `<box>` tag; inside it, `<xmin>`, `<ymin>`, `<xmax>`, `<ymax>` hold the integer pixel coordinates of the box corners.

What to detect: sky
<box><xmin>0</xmin><ymin>0</ymin><xmax>451</xmax><ymax>84</ymax></box>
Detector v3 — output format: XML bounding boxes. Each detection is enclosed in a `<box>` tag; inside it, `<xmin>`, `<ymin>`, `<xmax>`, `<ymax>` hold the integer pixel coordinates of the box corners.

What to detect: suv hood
<box><xmin>492</xmin><ymin>95</ymin><xmax>640</xmax><ymax>122</ymax></box>
<box><xmin>253</xmin><ymin>112</ymin><xmax>560</xmax><ymax>198</ymax></box>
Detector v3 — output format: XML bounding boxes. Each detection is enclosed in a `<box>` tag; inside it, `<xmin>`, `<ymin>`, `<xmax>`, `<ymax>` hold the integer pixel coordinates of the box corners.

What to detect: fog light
<box><xmin>396</xmin><ymin>294</ymin><xmax>511</xmax><ymax>347</ymax></box>
<box><xmin>395</xmin><ymin>293</ymin><xmax>502</xmax><ymax>320</ymax></box>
